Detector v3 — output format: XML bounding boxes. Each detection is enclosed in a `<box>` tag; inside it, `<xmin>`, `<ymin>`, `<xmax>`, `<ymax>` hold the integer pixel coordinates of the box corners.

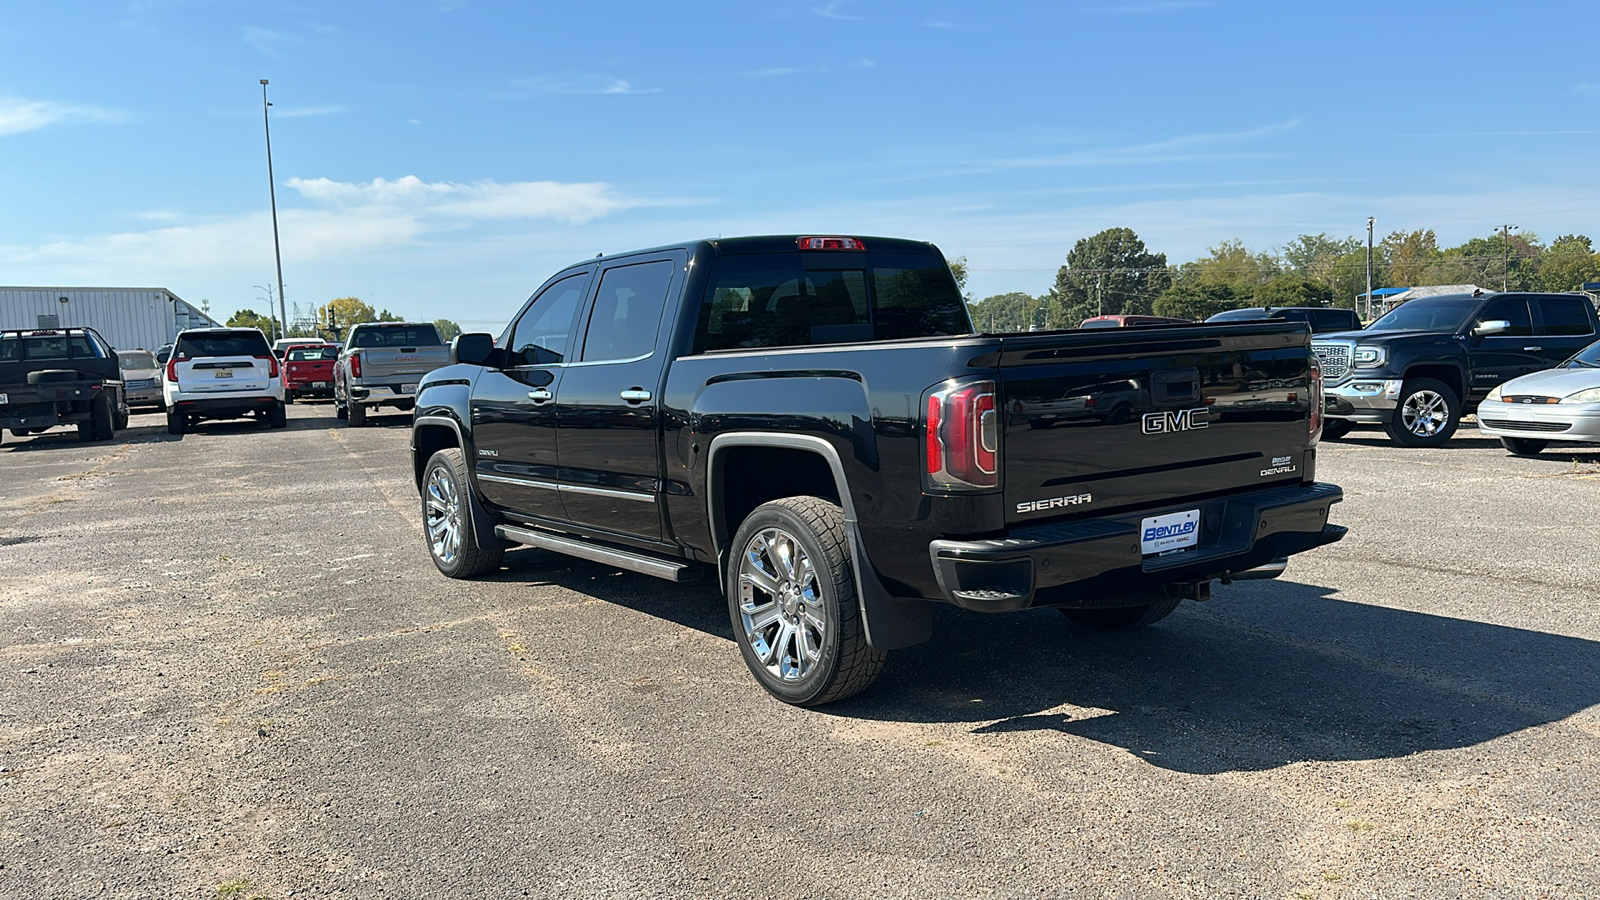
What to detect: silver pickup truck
<box><xmin>334</xmin><ymin>322</ymin><xmax>450</xmax><ymax>426</ymax></box>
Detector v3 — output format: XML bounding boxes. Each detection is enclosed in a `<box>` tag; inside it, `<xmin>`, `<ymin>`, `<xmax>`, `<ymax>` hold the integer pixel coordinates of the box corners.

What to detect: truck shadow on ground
<box><xmin>500</xmin><ymin>549</ymin><xmax>1600</xmax><ymax>775</ymax></box>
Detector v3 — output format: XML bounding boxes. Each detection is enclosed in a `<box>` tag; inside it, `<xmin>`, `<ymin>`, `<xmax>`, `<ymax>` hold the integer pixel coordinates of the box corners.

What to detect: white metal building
<box><xmin>0</xmin><ymin>286</ymin><xmax>220</xmax><ymax>351</ymax></box>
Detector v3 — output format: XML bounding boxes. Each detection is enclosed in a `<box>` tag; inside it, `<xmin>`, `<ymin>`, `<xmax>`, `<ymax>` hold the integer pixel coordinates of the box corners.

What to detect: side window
<box><xmin>508</xmin><ymin>272</ymin><xmax>590</xmax><ymax>366</ymax></box>
<box><xmin>1537</xmin><ymin>296</ymin><xmax>1595</xmax><ymax>336</ymax></box>
<box><xmin>581</xmin><ymin>260</ymin><xmax>675</xmax><ymax>362</ymax></box>
<box><xmin>1477</xmin><ymin>297</ymin><xmax>1533</xmax><ymax>337</ymax></box>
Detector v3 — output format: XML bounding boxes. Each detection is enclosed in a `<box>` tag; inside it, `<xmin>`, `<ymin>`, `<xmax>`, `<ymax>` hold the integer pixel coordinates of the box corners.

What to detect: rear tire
<box><xmin>727</xmin><ymin>496</ymin><xmax>886</xmax><ymax>706</ymax></box>
<box><xmin>1500</xmin><ymin>437</ymin><xmax>1547</xmax><ymax>456</ymax></box>
<box><xmin>422</xmin><ymin>448</ymin><xmax>504</xmax><ymax>579</ymax></box>
<box><xmin>1386</xmin><ymin>378</ymin><xmax>1460</xmax><ymax>447</ymax></box>
<box><xmin>166</xmin><ymin>408</ymin><xmax>186</xmax><ymax>436</ymax></box>
<box><xmin>268</xmin><ymin>401</ymin><xmax>287</xmax><ymax>429</ymax></box>
<box><xmin>1059</xmin><ymin>591</ymin><xmax>1182</xmax><ymax>631</ymax></box>
<box><xmin>1320</xmin><ymin>419</ymin><xmax>1355</xmax><ymax>441</ymax></box>
<box><xmin>348</xmin><ymin>401</ymin><xmax>367</xmax><ymax>427</ymax></box>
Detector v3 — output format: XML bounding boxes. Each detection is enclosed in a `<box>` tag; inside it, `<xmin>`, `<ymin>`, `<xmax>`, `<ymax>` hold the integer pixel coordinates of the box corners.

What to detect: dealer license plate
<box><xmin>214</xmin><ymin>369</ymin><xmax>234</xmax><ymax>379</ymax></box>
<box><xmin>401</xmin><ymin>383</ymin><xmax>417</xmax><ymax>394</ymax></box>
<box><xmin>1140</xmin><ymin>509</ymin><xmax>1200</xmax><ymax>555</ymax></box>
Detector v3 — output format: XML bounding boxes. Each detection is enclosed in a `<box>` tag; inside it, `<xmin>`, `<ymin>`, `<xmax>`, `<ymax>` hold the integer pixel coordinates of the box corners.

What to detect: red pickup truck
<box><xmin>282</xmin><ymin>343</ymin><xmax>339</xmax><ymax>402</ymax></box>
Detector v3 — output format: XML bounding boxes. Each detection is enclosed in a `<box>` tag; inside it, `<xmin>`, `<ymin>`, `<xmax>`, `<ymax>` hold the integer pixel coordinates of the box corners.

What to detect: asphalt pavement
<box><xmin>2</xmin><ymin>403</ymin><xmax>1597</xmax><ymax>899</ymax></box>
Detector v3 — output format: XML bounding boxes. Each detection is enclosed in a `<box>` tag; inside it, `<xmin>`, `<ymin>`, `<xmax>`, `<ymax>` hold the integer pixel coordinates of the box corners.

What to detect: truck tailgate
<box><xmin>997</xmin><ymin>322</ymin><xmax>1316</xmax><ymax>525</ymax></box>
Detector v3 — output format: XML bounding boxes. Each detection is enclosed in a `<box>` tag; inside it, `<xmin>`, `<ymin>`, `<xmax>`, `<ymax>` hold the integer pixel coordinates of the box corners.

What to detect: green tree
<box><xmin>1151</xmin><ymin>282</ymin><xmax>1240</xmax><ymax>321</ymax></box>
<box><xmin>225</xmin><ymin>308</ymin><xmax>279</xmax><ymax>340</ymax></box>
<box><xmin>1045</xmin><ymin>228</ymin><xmax>1171</xmax><ymax>326</ymax></box>
<box><xmin>434</xmin><ymin>318</ymin><xmax>464</xmax><ymax>341</ymax></box>
<box><xmin>967</xmin><ymin>291</ymin><xmax>1042</xmax><ymax>332</ymax></box>
<box><xmin>1540</xmin><ymin>235</ymin><xmax>1600</xmax><ymax>292</ymax></box>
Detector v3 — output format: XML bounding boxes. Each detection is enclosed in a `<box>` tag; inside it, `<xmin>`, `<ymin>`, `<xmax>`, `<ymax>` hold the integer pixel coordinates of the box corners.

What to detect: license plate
<box><xmin>401</xmin><ymin>383</ymin><xmax>417</xmax><ymax>394</ymax></box>
<box><xmin>1140</xmin><ymin>509</ymin><xmax>1200</xmax><ymax>555</ymax></box>
<box><xmin>214</xmin><ymin>369</ymin><xmax>234</xmax><ymax>379</ymax></box>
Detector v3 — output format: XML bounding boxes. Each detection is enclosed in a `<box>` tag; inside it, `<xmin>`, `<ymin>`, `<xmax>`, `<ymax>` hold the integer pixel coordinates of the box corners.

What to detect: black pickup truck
<box><xmin>1</xmin><ymin>327</ymin><xmax>128</xmax><ymax>446</ymax></box>
<box><xmin>1315</xmin><ymin>291</ymin><xmax>1600</xmax><ymax>446</ymax></box>
<box><xmin>411</xmin><ymin>235</ymin><xmax>1345</xmax><ymax>705</ymax></box>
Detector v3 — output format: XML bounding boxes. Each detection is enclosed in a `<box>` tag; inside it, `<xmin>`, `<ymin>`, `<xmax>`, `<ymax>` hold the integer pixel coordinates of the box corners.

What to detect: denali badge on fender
<box><xmin>1017</xmin><ymin>492</ymin><xmax>1093</xmax><ymax>514</ymax></box>
<box><xmin>1142</xmin><ymin>407</ymin><xmax>1209</xmax><ymax>435</ymax></box>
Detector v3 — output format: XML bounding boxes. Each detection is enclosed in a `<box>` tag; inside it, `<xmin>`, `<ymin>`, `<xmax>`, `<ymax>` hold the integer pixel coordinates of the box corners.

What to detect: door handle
<box><xmin>619</xmin><ymin>388</ymin><xmax>652</xmax><ymax>404</ymax></box>
<box><xmin>527</xmin><ymin>388</ymin><xmax>554</xmax><ymax>404</ymax></box>
<box><xmin>1523</xmin><ymin>346</ymin><xmax>1543</xmax><ymax>352</ymax></box>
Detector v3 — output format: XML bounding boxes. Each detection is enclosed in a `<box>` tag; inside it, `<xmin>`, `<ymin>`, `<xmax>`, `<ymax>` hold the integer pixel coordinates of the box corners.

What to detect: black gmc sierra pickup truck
<box><xmin>411</xmin><ymin>235</ymin><xmax>1345</xmax><ymax>705</ymax></box>
<box><xmin>1314</xmin><ymin>290</ymin><xmax>1600</xmax><ymax>446</ymax></box>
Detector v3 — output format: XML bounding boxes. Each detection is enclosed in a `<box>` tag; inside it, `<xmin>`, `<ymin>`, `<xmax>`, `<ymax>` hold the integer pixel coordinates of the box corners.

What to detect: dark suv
<box><xmin>1314</xmin><ymin>291</ymin><xmax>1600</xmax><ymax>445</ymax></box>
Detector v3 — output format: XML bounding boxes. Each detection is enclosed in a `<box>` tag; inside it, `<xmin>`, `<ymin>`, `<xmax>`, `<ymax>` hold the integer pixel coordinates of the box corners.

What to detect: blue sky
<box><xmin>4</xmin><ymin>1</ymin><xmax>1599</xmax><ymax>330</ymax></box>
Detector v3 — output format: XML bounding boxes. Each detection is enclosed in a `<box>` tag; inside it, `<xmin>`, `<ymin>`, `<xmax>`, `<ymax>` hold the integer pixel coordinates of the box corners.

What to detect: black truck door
<box><xmin>553</xmin><ymin>254</ymin><xmax>682</xmax><ymax>541</ymax></box>
<box><xmin>470</xmin><ymin>269</ymin><xmax>591</xmax><ymax>520</ymax></box>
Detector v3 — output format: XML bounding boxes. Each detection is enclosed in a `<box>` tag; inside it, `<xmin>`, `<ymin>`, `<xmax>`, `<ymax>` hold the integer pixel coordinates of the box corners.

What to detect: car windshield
<box><xmin>118</xmin><ymin>352</ymin><xmax>156</xmax><ymax>370</ymax></box>
<box><xmin>1367</xmin><ymin>297</ymin><xmax>1479</xmax><ymax>332</ymax></box>
<box><xmin>1565</xmin><ymin>339</ymin><xmax>1600</xmax><ymax>368</ymax></box>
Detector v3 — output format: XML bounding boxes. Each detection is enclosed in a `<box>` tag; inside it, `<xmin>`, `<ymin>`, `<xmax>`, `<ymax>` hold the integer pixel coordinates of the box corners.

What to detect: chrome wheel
<box><xmin>1400</xmin><ymin>389</ymin><xmax>1449</xmax><ymax>436</ymax></box>
<box><xmin>737</xmin><ymin>526</ymin><xmax>826</xmax><ymax>683</ymax></box>
<box><xmin>425</xmin><ymin>464</ymin><xmax>463</xmax><ymax>566</ymax></box>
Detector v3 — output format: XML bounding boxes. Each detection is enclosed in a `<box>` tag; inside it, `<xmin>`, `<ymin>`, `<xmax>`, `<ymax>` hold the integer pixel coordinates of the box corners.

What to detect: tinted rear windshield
<box><xmin>351</xmin><ymin>325</ymin><xmax>442</xmax><ymax>348</ymax></box>
<box><xmin>693</xmin><ymin>252</ymin><xmax>970</xmax><ymax>353</ymax></box>
<box><xmin>176</xmin><ymin>331</ymin><xmax>271</xmax><ymax>358</ymax></box>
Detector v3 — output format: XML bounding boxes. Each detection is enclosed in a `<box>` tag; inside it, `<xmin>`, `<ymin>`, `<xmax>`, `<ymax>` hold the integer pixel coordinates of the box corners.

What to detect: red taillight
<box><xmin>349</xmin><ymin>353</ymin><xmax>362</xmax><ymax>378</ymax></box>
<box><xmin>924</xmin><ymin>380</ymin><xmax>999</xmax><ymax>490</ymax></box>
<box><xmin>796</xmin><ymin>236</ymin><xmax>866</xmax><ymax>251</ymax></box>
<box><xmin>255</xmin><ymin>354</ymin><xmax>279</xmax><ymax>378</ymax></box>
<box><xmin>1309</xmin><ymin>356</ymin><xmax>1324</xmax><ymax>442</ymax></box>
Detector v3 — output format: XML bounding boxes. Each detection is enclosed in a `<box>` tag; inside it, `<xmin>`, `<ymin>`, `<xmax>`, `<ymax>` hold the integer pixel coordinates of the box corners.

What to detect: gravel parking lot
<box><xmin>3</xmin><ymin>403</ymin><xmax>1598</xmax><ymax>899</ymax></box>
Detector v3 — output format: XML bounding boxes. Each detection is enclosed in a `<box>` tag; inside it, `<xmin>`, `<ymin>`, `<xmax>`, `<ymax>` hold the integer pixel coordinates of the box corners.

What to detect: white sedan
<box><xmin>1476</xmin><ymin>338</ymin><xmax>1600</xmax><ymax>454</ymax></box>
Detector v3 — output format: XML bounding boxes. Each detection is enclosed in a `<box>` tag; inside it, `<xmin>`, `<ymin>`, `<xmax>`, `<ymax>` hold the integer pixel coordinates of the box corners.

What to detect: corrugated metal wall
<box><xmin>0</xmin><ymin>287</ymin><xmax>219</xmax><ymax>351</ymax></box>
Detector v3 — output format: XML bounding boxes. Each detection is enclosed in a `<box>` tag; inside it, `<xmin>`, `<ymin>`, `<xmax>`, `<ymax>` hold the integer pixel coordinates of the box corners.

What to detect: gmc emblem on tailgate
<box><xmin>1142</xmin><ymin>407</ymin><xmax>1210</xmax><ymax>435</ymax></box>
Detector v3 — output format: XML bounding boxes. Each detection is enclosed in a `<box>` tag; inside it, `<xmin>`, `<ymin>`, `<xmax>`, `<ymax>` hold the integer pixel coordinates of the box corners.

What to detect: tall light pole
<box><xmin>1500</xmin><ymin>224</ymin><xmax>1518</xmax><ymax>292</ymax></box>
<box><xmin>1365</xmin><ymin>217</ymin><xmax>1375</xmax><ymax>322</ymax></box>
<box><xmin>261</xmin><ymin>79</ymin><xmax>288</xmax><ymax>339</ymax></box>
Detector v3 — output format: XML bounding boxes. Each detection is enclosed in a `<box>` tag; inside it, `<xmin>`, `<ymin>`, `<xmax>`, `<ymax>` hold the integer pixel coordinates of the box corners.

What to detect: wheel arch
<box><xmin>706</xmin><ymin>432</ymin><xmax>931</xmax><ymax>651</ymax></box>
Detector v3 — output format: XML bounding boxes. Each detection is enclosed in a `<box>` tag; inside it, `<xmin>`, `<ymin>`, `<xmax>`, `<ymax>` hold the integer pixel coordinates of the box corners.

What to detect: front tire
<box><xmin>727</xmin><ymin>497</ymin><xmax>886</xmax><ymax>706</ymax></box>
<box><xmin>1386</xmin><ymin>377</ymin><xmax>1460</xmax><ymax>447</ymax></box>
<box><xmin>1500</xmin><ymin>437</ymin><xmax>1547</xmax><ymax>456</ymax></box>
<box><xmin>1059</xmin><ymin>591</ymin><xmax>1182</xmax><ymax>631</ymax></box>
<box><xmin>422</xmin><ymin>448</ymin><xmax>504</xmax><ymax>578</ymax></box>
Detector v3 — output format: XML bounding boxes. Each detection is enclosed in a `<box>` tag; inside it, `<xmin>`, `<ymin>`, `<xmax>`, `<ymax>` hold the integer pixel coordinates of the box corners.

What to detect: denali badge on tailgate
<box><xmin>1017</xmin><ymin>492</ymin><xmax>1093</xmax><ymax>514</ymax></box>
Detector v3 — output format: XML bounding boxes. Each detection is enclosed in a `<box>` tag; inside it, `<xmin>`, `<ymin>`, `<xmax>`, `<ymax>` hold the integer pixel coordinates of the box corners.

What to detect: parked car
<box><xmin>282</xmin><ymin>343</ymin><xmax>339</xmax><ymax>402</ymax></box>
<box><xmin>1206</xmin><ymin>307</ymin><xmax>1362</xmax><ymax>334</ymax></box>
<box><xmin>0</xmin><ymin>327</ymin><xmax>128</xmax><ymax>444</ymax></box>
<box><xmin>1476</xmin><ymin>337</ymin><xmax>1600</xmax><ymax>454</ymax></box>
<box><xmin>410</xmin><ymin>234</ymin><xmax>1344</xmax><ymax>705</ymax></box>
<box><xmin>162</xmin><ymin>327</ymin><xmax>286</xmax><ymax>435</ymax></box>
<box><xmin>117</xmin><ymin>349</ymin><xmax>163</xmax><ymax>409</ymax></box>
<box><xmin>334</xmin><ymin>322</ymin><xmax>450</xmax><ymax>426</ymax></box>
<box><xmin>1079</xmin><ymin>314</ymin><xmax>1192</xmax><ymax>328</ymax></box>
<box><xmin>1314</xmin><ymin>291</ymin><xmax>1600</xmax><ymax>445</ymax></box>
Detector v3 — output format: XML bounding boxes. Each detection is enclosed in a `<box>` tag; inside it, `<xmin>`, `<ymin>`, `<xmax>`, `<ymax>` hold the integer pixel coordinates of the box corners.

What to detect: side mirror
<box><xmin>451</xmin><ymin>332</ymin><xmax>498</xmax><ymax>366</ymax></box>
<box><xmin>1473</xmin><ymin>319</ymin><xmax>1511</xmax><ymax>336</ymax></box>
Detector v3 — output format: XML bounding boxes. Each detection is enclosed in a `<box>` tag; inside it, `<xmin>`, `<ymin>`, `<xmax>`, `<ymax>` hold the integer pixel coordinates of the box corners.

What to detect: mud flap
<box><xmin>848</xmin><ymin>523</ymin><xmax>933</xmax><ymax>651</ymax></box>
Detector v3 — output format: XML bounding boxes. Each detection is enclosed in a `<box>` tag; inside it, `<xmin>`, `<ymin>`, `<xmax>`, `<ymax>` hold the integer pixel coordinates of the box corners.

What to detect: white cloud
<box><xmin>0</xmin><ymin>97</ymin><xmax>122</xmax><ymax>136</ymax></box>
<box><xmin>285</xmin><ymin>175</ymin><xmax>630</xmax><ymax>224</ymax></box>
<box><xmin>513</xmin><ymin>75</ymin><xmax>661</xmax><ymax>95</ymax></box>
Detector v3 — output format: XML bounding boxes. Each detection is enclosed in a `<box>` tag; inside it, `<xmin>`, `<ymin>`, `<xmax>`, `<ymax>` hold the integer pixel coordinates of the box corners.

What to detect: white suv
<box><xmin>162</xmin><ymin>327</ymin><xmax>286</xmax><ymax>435</ymax></box>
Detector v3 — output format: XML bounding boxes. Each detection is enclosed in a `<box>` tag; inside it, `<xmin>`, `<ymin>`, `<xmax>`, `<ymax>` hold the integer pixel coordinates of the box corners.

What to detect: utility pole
<box><xmin>1500</xmin><ymin>224</ymin><xmax>1518</xmax><ymax>292</ymax></box>
<box><xmin>261</xmin><ymin>79</ymin><xmax>288</xmax><ymax>339</ymax></box>
<box><xmin>1365</xmin><ymin>217</ymin><xmax>1375</xmax><ymax>322</ymax></box>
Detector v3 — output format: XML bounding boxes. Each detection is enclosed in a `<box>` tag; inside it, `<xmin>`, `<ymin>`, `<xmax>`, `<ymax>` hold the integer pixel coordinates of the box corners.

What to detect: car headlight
<box><xmin>1561</xmin><ymin>387</ymin><xmax>1600</xmax><ymax>404</ymax></box>
<box><xmin>1486</xmin><ymin>384</ymin><xmax>1504</xmax><ymax>402</ymax></box>
<box><xmin>1353</xmin><ymin>345</ymin><xmax>1387</xmax><ymax>368</ymax></box>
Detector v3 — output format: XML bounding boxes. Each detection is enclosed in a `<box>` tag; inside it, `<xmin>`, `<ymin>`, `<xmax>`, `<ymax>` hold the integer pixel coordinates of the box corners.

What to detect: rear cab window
<box><xmin>693</xmin><ymin>251</ymin><xmax>970</xmax><ymax>353</ymax></box>
<box><xmin>176</xmin><ymin>331</ymin><xmax>272</xmax><ymax>359</ymax></box>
